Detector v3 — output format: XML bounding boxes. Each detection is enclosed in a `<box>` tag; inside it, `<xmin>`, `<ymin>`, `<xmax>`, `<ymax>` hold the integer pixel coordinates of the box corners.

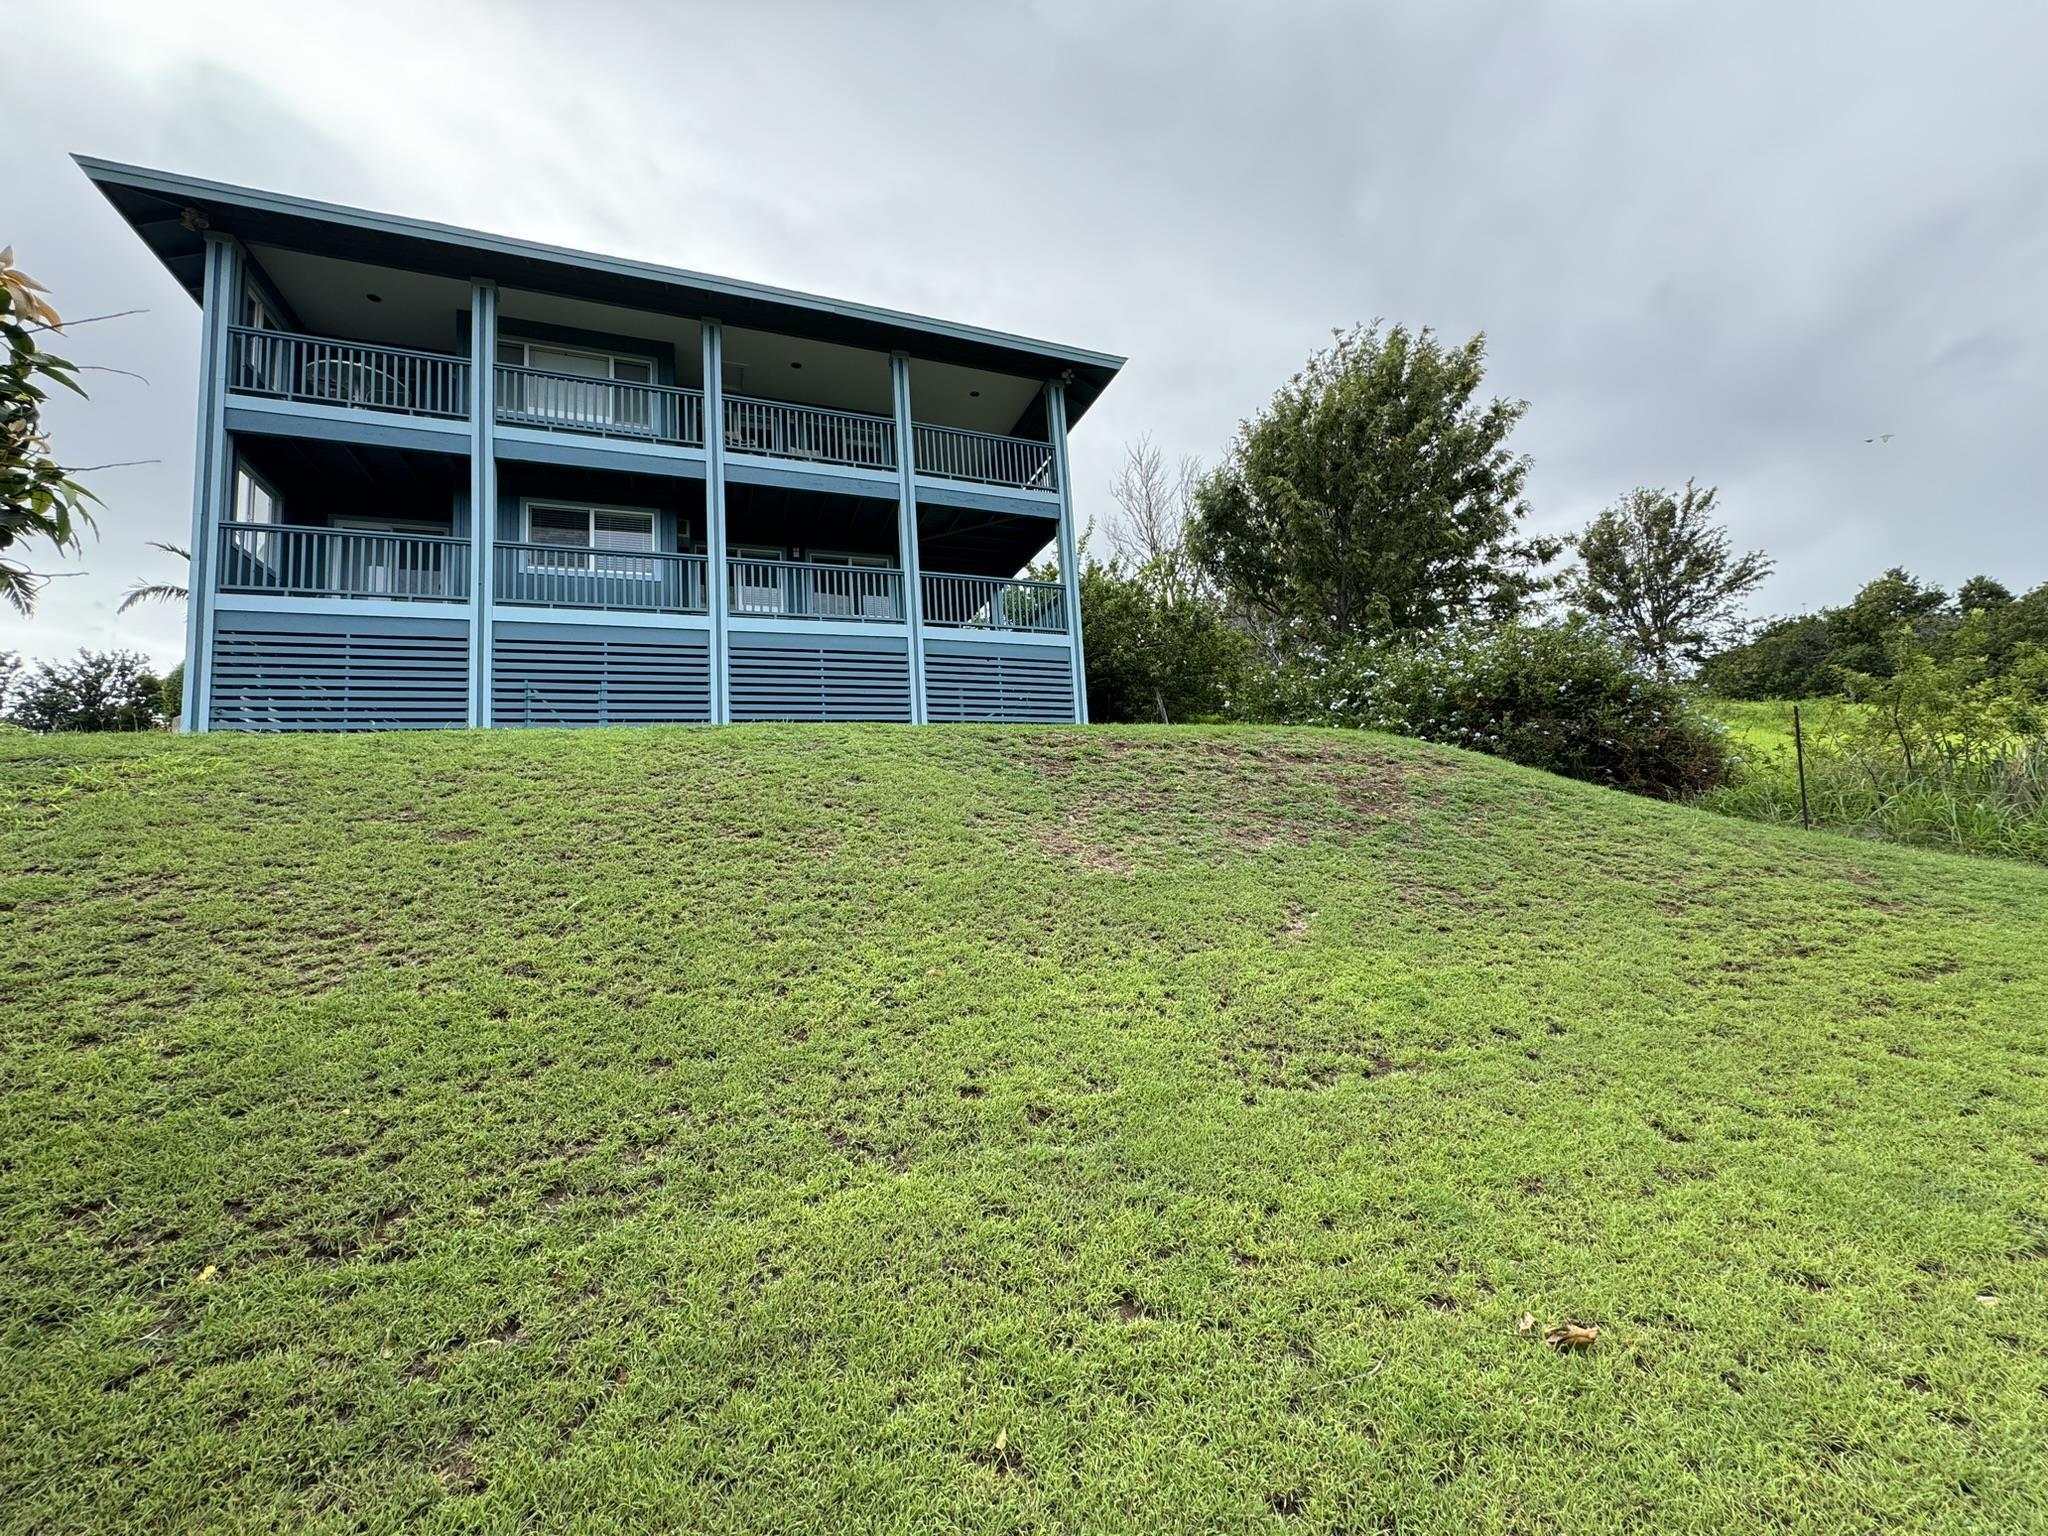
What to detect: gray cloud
<box><xmin>10</xmin><ymin>0</ymin><xmax>2046</xmax><ymax>669</ymax></box>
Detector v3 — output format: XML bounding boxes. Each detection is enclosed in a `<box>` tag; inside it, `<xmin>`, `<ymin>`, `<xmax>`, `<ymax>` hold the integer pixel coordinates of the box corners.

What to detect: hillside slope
<box><xmin>3</xmin><ymin>725</ymin><xmax>2045</xmax><ymax>1534</ymax></box>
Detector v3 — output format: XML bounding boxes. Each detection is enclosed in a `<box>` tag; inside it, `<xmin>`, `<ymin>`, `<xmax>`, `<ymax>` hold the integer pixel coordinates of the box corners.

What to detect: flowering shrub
<box><xmin>1238</xmin><ymin>619</ymin><xmax>1732</xmax><ymax>799</ymax></box>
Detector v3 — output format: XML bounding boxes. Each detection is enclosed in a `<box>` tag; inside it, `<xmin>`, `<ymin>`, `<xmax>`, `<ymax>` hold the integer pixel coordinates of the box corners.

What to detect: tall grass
<box><xmin>1698</xmin><ymin>700</ymin><xmax>2048</xmax><ymax>863</ymax></box>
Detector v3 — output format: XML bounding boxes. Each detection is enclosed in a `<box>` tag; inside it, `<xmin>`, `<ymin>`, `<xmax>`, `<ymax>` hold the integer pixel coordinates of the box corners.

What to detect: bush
<box><xmin>1079</xmin><ymin>560</ymin><xmax>1251</xmax><ymax>723</ymax></box>
<box><xmin>3</xmin><ymin>648</ymin><xmax>163</xmax><ymax>732</ymax></box>
<box><xmin>1240</xmin><ymin>619</ymin><xmax>1732</xmax><ymax>798</ymax></box>
<box><xmin>159</xmin><ymin>662</ymin><xmax>185</xmax><ymax>724</ymax></box>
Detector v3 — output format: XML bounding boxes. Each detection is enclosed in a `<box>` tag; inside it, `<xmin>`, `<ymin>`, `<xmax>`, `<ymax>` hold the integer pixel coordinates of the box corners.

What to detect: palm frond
<box><xmin>118</xmin><ymin>583</ymin><xmax>189</xmax><ymax>614</ymax></box>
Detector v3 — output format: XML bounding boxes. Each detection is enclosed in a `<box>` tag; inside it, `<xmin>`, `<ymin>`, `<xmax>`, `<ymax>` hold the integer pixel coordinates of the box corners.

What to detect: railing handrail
<box><xmin>227</xmin><ymin>521</ymin><xmax>470</xmax><ymax>547</ymax></box>
<box><xmin>225</xmin><ymin>324</ymin><xmax>469</xmax><ymax>367</ymax></box>
<box><xmin>494</xmin><ymin>362</ymin><xmax>701</xmax><ymax>396</ymax></box>
<box><xmin>914</xmin><ymin>421</ymin><xmax>1049</xmax><ymax>452</ymax></box>
<box><xmin>724</xmin><ymin>393</ymin><xmax>894</xmax><ymax>429</ymax></box>
<box><xmin>730</xmin><ymin>555</ymin><xmax>904</xmax><ymax>576</ymax></box>
<box><xmin>925</xmin><ymin>569</ymin><xmax>1062</xmax><ymax>591</ymax></box>
<box><xmin>497</xmin><ymin>538</ymin><xmax>701</xmax><ymax>553</ymax></box>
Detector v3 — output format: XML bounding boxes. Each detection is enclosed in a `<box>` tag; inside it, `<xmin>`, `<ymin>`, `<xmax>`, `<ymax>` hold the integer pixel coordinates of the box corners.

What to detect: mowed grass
<box><xmin>3</xmin><ymin>725</ymin><xmax>2046</xmax><ymax>1535</ymax></box>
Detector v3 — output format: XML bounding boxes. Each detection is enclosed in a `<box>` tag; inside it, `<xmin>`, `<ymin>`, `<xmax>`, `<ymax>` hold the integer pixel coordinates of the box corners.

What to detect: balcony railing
<box><xmin>912</xmin><ymin>424</ymin><xmax>1058</xmax><ymax>493</ymax></box>
<box><xmin>494</xmin><ymin>543</ymin><xmax>707</xmax><ymax>613</ymax></box>
<box><xmin>728</xmin><ymin>558</ymin><xmax>903</xmax><ymax>622</ymax></box>
<box><xmin>921</xmin><ymin>572</ymin><xmax>1068</xmax><ymax>633</ymax></box>
<box><xmin>493</xmin><ymin>365</ymin><xmax>704</xmax><ymax>447</ymax></box>
<box><xmin>217</xmin><ymin>524</ymin><xmax>470</xmax><ymax>601</ymax></box>
<box><xmin>225</xmin><ymin>327</ymin><xmax>469</xmax><ymax>419</ymax></box>
<box><xmin>723</xmin><ymin>397</ymin><xmax>896</xmax><ymax>471</ymax></box>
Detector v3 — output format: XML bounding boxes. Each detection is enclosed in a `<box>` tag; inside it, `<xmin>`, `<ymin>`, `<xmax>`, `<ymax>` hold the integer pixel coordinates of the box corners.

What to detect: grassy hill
<box><xmin>4</xmin><ymin>725</ymin><xmax>2045</xmax><ymax>1534</ymax></box>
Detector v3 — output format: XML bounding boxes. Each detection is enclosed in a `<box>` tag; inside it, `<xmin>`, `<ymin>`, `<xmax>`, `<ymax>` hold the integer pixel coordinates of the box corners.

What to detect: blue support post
<box><xmin>1046</xmin><ymin>379</ymin><xmax>1088</xmax><ymax>723</ymax></box>
<box><xmin>183</xmin><ymin>234</ymin><xmax>240</xmax><ymax>733</ymax></box>
<box><xmin>891</xmin><ymin>352</ymin><xmax>928</xmax><ymax>723</ymax></box>
<box><xmin>467</xmin><ymin>281</ymin><xmax>498</xmax><ymax>726</ymax></box>
<box><xmin>702</xmin><ymin>321</ymin><xmax>731</xmax><ymax>724</ymax></box>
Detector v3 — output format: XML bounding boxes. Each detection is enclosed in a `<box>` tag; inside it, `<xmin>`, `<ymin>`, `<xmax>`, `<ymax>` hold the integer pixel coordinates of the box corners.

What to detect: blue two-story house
<box><xmin>77</xmin><ymin>157</ymin><xmax>1122</xmax><ymax>730</ymax></box>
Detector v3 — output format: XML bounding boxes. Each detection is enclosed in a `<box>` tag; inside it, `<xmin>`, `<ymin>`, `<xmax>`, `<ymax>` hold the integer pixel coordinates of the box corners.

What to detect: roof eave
<box><xmin>73</xmin><ymin>155</ymin><xmax>1125</xmax><ymax>422</ymax></box>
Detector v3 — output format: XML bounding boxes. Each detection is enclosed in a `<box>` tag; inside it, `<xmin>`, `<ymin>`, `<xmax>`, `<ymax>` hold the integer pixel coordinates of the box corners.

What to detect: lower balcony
<box><xmin>217</xmin><ymin>523</ymin><xmax>470</xmax><ymax>602</ymax></box>
<box><xmin>495</xmin><ymin>544</ymin><xmax>707</xmax><ymax>614</ymax></box>
<box><xmin>214</xmin><ymin>526</ymin><xmax>1068</xmax><ymax>637</ymax></box>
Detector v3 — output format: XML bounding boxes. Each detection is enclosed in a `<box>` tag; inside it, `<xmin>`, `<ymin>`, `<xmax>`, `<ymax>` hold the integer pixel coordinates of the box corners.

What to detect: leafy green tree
<box><xmin>2</xmin><ymin>251</ymin><xmax>96</xmax><ymax>615</ymax></box>
<box><xmin>1569</xmin><ymin>480</ymin><xmax>1771</xmax><ymax>676</ymax></box>
<box><xmin>1956</xmin><ymin>575</ymin><xmax>2014</xmax><ymax>613</ymax></box>
<box><xmin>4</xmin><ymin>649</ymin><xmax>162</xmax><ymax>732</ymax></box>
<box><xmin>1830</xmin><ymin>568</ymin><xmax>1949</xmax><ymax>675</ymax></box>
<box><xmin>158</xmin><ymin>662</ymin><xmax>185</xmax><ymax>724</ymax></box>
<box><xmin>1838</xmin><ymin>619</ymin><xmax>2036</xmax><ymax>776</ymax></box>
<box><xmin>1189</xmin><ymin>322</ymin><xmax>1559</xmax><ymax>642</ymax></box>
<box><xmin>1077</xmin><ymin>557</ymin><xmax>1250</xmax><ymax>723</ymax></box>
<box><xmin>1697</xmin><ymin>613</ymin><xmax>1836</xmax><ymax>699</ymax></box>
<box><xmin>1982</xmin><ymin>582</ymin><xmax>2048</xmax><ymax>674</ymax></box>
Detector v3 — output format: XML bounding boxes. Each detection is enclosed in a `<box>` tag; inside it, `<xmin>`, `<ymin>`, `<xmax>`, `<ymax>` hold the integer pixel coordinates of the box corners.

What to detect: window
<box><xmin>805</xmin><ymin>551</ymin><xmax>897</xmax><ymax>620</ymax></box>
<box><xmin>522</xmin><ymin>502</ymin><xmax>659</xmax><ymax>579</ymax></box>
<box><xmin>223</xmin><ymin>460</ymin><xmax>283</xmax><ymax>576</ymax></box>
<box><xmin>242</xmin><ymin>286</ymin><xmax>276</xmax><ymax>331</ymax></box>
<box><xmin>500</xmin><ymin>338</ymin><xmax>657</xmax><ymax>433</ymax></box>
<box><xmin>232</xmin><ymin>462</ymin><xmax>281</xmax><ymax>524</ymax></box>
<box><xmin>730</xmin><ymin>544</ymin><xmax>788</xmax><ymax>614</ymax></box>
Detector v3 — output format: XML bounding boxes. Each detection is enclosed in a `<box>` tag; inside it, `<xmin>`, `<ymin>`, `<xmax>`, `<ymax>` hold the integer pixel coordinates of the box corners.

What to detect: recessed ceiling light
<box><xmin>365</xmin><ymin>292</ymin><xmax>383</xmax><ymax>303</ymax></box>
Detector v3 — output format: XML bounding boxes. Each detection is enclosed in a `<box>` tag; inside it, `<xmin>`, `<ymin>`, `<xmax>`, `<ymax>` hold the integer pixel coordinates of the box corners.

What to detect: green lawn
<box><xmin>1699</xmin><ymin>696</ymin><xmax>1857</xmax><ymax>757</ymax></box>
<box><xmin>4</xmin><ymin>725</ymin><xmax>2046</xmax><ymax>1534</ymax></box>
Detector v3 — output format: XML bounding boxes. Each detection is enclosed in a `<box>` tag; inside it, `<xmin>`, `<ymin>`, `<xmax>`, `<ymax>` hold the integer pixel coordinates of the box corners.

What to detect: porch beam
<box><xmin>184</xmin><ymin>233</ymin><xmax>240</xmax><ymax>732</ymax></box>
<box><xmin>891</xmin><ymin>352</ymin><xmax>928</xmax><ymax>723</ymax></box>
<box><xmin>702</xmin><ymin>320</ymin><xmax>731</xmax><ymax>724</ymax></box>
<box><xmin>467</xmin><ymin>280</ymin><xmax>498</xmax><ymax>726</ymax></box>
<box><xmin>1046</xmin><ymin>379</ymin><xmax>1087</xmax><ymax>723</ymax></box>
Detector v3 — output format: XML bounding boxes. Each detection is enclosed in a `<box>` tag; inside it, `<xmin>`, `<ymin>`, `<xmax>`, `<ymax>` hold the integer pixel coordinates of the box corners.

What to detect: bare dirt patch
<box><xmin>1015</xmin><ymin>734</ymin><xmax>1435</xmax><ymax>869</ymax></box>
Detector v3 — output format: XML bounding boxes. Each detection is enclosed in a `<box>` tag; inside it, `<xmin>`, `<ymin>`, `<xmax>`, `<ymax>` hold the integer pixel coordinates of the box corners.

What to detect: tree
<box><xmin>1106</xmin><ymin>435</ymin><xmax>1202</xmax><ymax>599</ymax></box>
<box><xmin>1830</xmin><ymin>568</ymin><xmax>1950</xmax><ymax>676</ymax></box>
<box><xmin>119</xmin><ymin>541</ymin><xmax>190</xmax><ymax>613</ymax></box>
<box><xmin>1076</xmin><ymin>557</ymin><xmax>1250</xmax><ymax>723</ymax></box>
<box><xmin>1189</xmin><ymin>322</ymin><xmax>1559</xmax><ymax>642</ymax></box>
<box><xmin>4</xmin><ymin>649</ymin><xmax>162</xmax><ymax>732</ymax></box>
<box><xmin>1697</xmin><ymin>612</ymin><xmax>1836</xmax><ymax>699</ymax></box>
<box><xmin>158</xmin><ymin>662</ymin><xmax>185</xmax><ymax>724</ymax></box>
<box><xmin>1955</xmin><ymin>575</ymin><xmax>2013</xmax><ymax>614</ymax></box>
<box><xmin>2</xmin><ymin>250</ymin><xmax>96</xmax><ymax>615</ymax></box>
<box><xmin>1568</xmin><ymin>480</ymin><xmax>1771</xmax><ymax>676</ymax></box>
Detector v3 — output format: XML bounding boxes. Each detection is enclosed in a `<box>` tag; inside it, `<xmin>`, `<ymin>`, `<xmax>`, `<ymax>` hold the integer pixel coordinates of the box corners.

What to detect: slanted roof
<box><xmin>73</xmin><ymin>156</ymin><xmax>1124</xmax><ymax>422</ymax></box>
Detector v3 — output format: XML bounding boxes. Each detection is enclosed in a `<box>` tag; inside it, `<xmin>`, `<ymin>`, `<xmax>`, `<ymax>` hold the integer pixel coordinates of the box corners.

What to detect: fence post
<box><xmin>1793</xmin><ymin>704</ymin><xmax>1812</xmax><ymax>830</ymax></box>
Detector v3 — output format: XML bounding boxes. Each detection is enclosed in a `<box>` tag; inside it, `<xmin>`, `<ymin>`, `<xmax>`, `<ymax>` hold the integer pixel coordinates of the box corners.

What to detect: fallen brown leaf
<box><xmin>1516</xmin><ymin>1312</ymin><xmax>1537</xmax><ymax>1334</ymax></box>
<box><xmin>1543</xmin><ymin>1322</ymin><xmax>1599</xmax><ymax>1351</ymax></box>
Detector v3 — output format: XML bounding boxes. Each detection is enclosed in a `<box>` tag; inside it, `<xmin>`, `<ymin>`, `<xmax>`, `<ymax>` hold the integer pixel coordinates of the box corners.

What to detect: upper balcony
<box><xmin>223</xmin><ymin>322</ymin><xmax>1064</xmax><ymax>496</ymax></box>
<box><xmin>211</xmin><ymin>241</ymin><xmax>1068</xmax><ymax>500</ymax></box>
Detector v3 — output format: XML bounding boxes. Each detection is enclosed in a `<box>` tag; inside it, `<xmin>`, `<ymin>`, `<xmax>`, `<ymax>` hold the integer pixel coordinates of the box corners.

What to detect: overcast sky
<box><xmin>10</xmin><ymin>0</ymin><xmax>2046</xmax><ymax>671</ymax></box>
